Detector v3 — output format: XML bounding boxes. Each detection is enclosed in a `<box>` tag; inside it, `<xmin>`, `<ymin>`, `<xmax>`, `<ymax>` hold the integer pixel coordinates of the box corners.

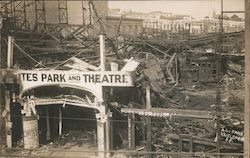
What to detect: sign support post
<box><xmin>98</xmin><ymin>34</ymin><xmax>109</xmax><ymax>158</ymax></box>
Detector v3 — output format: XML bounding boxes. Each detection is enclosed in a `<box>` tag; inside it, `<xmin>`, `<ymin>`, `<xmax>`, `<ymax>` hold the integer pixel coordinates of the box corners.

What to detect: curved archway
<box><xmin>21</xmin><ymin>84</ymin><xmax>105</xmax><ymax>113</ymax></box>
<box><xmin>21</xmin><ymin>85</ymin><xmax>106</xmax><ymax>150</ymax></box>
<box><xmin>20</xmin><ymin>83</ymin><xmax>102</xmax><ymax>103</ymax></box>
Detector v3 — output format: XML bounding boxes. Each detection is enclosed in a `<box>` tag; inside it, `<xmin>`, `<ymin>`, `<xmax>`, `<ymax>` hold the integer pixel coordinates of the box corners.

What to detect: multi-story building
<box><xmin>108</xmin><ymin>9</ymin><xmax>244</xmax><ymax>37</ymax></box>
<box><xmin>144</xmin><ymin>17</ymin><xmax>244</xmax><ymax>35</ymax></box>
<box><xmin>105</xmin><ymin>16</ymin><xmax>144</xmax><ymax>36</ymax></box>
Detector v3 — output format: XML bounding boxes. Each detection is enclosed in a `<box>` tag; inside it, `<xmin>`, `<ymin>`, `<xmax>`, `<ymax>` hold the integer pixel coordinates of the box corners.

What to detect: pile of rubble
<box><xmin>104</xmin><ymin>34</ymin><xmax>244</xmax><ymax>153</ymax></box>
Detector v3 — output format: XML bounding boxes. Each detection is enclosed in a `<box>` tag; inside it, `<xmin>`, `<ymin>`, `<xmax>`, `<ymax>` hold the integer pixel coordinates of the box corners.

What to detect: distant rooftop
<box><xmin>106</xmin><ymin>15</ymin><xmax>144</xmax><ymax>22</ymax></box>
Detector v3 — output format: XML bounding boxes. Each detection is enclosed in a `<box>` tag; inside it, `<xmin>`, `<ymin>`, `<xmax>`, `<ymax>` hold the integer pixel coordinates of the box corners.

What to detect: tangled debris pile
<box><xmin>105</xmin><ymin>33</ymin><xmax>245</xmax><ymax>153</ymax></box>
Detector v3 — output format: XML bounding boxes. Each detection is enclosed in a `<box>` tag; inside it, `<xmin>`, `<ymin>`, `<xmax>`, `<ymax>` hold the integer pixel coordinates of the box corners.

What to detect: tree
<box><xmin>230</xmin><ymin>14</ymin><xmax>242</xmax><ymax>21</ymax></box>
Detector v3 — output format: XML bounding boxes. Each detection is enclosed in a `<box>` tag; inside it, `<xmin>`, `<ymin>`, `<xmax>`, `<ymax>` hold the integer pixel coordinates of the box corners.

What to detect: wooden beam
<box><xmin>144</xmin><ymin>42</ymin><xmax>172</xmax><ymax>58</ymax></box>
<box><xmin>62</xmin><ymin>25</ymin><xmax>85</xmax><ymax>41</ymax></box>
<box><xmin>121</xmin><ymin>108</ymin><xmax>242</xmax><ymax>119</ymax></box>
<box><xmin>167</xmin><ymin>133</ymin><xmax>241</xmax><ymax>150</ymax></box>
<box><xmin>29</xmin><ymin>47</ymin><xmax>94</xmax><ymax>54</ymax></box>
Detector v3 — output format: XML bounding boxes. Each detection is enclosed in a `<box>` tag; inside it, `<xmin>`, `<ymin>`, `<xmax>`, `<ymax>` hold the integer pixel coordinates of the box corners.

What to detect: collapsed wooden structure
<box><xmin>0</xmin><ymin>1</ymin><xmax>246</xmax><ymax>157</ymax></box>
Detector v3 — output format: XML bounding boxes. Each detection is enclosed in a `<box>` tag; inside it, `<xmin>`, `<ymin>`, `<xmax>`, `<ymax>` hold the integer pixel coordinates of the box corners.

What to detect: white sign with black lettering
<box><xmin>18</xmin><ymin>70</ymin><xmax>133</xmax><ymax>101</ymax></box>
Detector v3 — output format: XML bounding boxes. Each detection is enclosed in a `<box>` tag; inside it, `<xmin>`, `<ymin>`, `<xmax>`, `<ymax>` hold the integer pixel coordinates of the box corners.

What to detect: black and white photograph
<box><xmin>0</xmin><ymin>0</ymin><xmax>247</xmax><ymax>157</ymax></box>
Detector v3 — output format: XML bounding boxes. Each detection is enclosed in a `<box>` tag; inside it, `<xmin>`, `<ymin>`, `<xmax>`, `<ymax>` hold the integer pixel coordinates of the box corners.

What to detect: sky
<box><xmin>108</xmin><ymin>0</ymin><xmax>245</xmax><ymax>19</ymax></box>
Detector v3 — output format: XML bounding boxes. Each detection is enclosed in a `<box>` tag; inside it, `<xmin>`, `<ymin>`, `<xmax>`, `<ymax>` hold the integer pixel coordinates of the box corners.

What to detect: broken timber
<box><xmin>121</xmin><ymin>108</ymin><xmax>242</xmax><ymax>119</ymax></box>
<box><xmin>167</xmin><ymin>133</ymin><xmax>241</xmax><ymax>150</ymax></box>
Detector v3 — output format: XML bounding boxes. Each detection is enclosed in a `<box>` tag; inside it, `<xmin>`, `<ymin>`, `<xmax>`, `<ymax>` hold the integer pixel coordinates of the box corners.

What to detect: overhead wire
<box><xmin>9</xmin><ymin>111</ymin><xmax>241</xmax><ymax>124</ymax></box>
<box><xmin>51</xmin><ymin>39</ymin><xmax>99</xmax><ymax>69</ymax></box>
<box><xmin>51</xmin><ymin>1</ymin><xmax>110</xmax><ymax>70</ymax></box>
<box><xmin>5</xmin><ymin>39</ymin><xmax>48</xmax><ymax>68</ymax></box>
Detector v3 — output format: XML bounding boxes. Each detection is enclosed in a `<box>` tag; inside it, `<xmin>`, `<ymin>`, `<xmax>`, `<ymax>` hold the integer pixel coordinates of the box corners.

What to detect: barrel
<box><xmin>22</xmin><ymin>115</ymin><xmax>39</xmax><ymax>149</ymax></box>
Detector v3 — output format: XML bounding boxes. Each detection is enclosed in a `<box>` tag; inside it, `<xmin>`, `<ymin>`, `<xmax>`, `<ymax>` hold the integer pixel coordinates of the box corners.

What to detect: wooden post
<box><xmin>109</xmin><ymin>61</ymin><xmax>118</xmax><ymax>151</ymax></box>
<box><xmin>46</xmin><ymin>106</ymin><xmax>51</xmax><ymax>141</ymax></box>
<box><xmin>7</xmin><ymin>36</ymin><xmax>13</xmax><ymax>68</ymax></box>
<box><xmin>5</xmin><ymin>35</ymin><xmax>14</xmax><ymax>148</ymax></box>
<box><xmin>100</xmin><ymin>34</ymin><xmax>105</xmax><ymax>71</ymax></box>
<box><xmin>145</xmin><ymin>53</ymin><xmax>151</xmax><ymax>156</ymax></box>
<box><xmin>110</xmin><ymin>117</ymin><xmax>113</xmax><ymax>150</ymax></box>
<box><xmin>99</xmin><ymin>34</ymin><xmax>110</xmax><ymax>157</ymax></box>
<box><xmin>146</xmin><ymin>85</ymin><xmax>151</xmax><ymax>109</ymax></box>
<box><xmin>215</xmin><ymin>91</ymin><xmax>221</xmax><ymax>158</ymax></box>
<box><xmin>93</xmin><ymin>129</ymin><xmax>97</xmax><ymax>147</ymax></box>
<box><xmin>128</xmin><ymin>113</ymin><xmax>135</xmax><ymax>149</ymax></box>
<box><xmin>58</xmin><ymin>106</ymin><xmax>62</xmax><ymax>136</ymax></box>
<box><xmin>189</xmin><ymin>135</ymin><xmax>193</xmax><ymax>156</ymax></box>
<box><xmin>244</xmin><ymin>0</ymin><xmax>250</xmax><ymax>157</ymax></box>
<box><xmin>128</xmin><ymin>113</ymin><xmax>135</xmax><ymax>158</ymax></box>
<box><xmin>105</xmin><ymin>116</ymin><xmax>110</xmax><ymax>157</ymax></box>
<box><xmin>175</xmin><ymin>57</ymin><xmax>179</xmax><ymax>83</ymax></box>
<box><xmin>5</xmin><ymin>91</ymin><xmax>12</xmax><ymax>148</ymax></box>
<box><xmin>96</xmin><ymin>118</ymin><xmax>105</xmax><ymax>158</ymax></box>
<box><xmin>179</xmin><ymin>135</ymin><xmax>183</xmax><ymax>158</ymax></box>
<box><xmin>146</xmin><ymin>85</ymin><xmax>152</xmax><ymax>157</ymax></box>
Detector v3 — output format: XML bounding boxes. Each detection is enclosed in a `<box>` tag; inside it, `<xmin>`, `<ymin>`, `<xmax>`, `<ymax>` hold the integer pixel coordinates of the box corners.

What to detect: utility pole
<box><xmin>244</xmin><ymin>0</ymin><xmax>250</xmax><ymax>158</ymax></box>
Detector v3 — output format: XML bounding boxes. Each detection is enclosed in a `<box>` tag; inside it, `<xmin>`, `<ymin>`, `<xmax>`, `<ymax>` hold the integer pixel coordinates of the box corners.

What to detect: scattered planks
<box><xmin>166</xmin><ymin>133</ymin><xmax>241</xmax><ymax>150</ymax></box>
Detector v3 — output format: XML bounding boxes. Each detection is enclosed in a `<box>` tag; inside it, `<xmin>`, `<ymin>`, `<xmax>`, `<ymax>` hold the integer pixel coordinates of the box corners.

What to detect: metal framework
<box><xmin>0</xmin><ymin>1</ymin><xmax>13</xmax><ymax>18</ymax></box>
<box><xmin>82</xmin><ymin>0</ymin><xmax>87</xmax><ymax>25</ymax></box>
<box><xmin>13</xmin><ymin>0</ymin><xmax>27</xmax><ymax>30</ymax></box>
<box><xmin>58</xmin><ymin>0</ymin><xmax>68</xmax><ymax>24</ymax></box>
<box><xmin>35</xmin><ymin>0</ymin><xmax>46</xmax><ymax>32</ymax></box>
<box><xmin>88</xmin><ymin>0</ymin><xmax>92</xmax><ymax>25</ymax></box>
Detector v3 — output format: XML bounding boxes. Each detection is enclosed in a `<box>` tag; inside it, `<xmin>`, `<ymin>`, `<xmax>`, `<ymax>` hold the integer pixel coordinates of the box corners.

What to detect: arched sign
<box><xmin>18</xmin><ymin>70</ymin><xmax>134</xmax><ymax>102</ymax></box>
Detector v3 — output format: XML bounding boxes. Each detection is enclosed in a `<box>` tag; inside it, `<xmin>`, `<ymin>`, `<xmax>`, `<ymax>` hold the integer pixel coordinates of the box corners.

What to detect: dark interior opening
<box><xmin>36</xmin><ymin>105</ymin><xmax>98</xmax><ymax>147</ymax></box>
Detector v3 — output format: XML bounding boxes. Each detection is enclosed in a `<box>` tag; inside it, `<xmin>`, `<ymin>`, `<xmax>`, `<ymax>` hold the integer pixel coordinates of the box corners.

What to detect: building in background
<box><xmin>109</xmin><ymin>9</ymin><xmax>245</xmax><ymax>37</ymax></box>
<box><xmin>105</xmin><ymin>16</ymin><xmax>144</xmax><ymax>36</ymax></box>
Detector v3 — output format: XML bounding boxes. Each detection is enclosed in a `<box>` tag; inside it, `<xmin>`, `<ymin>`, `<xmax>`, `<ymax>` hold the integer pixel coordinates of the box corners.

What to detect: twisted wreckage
<box><xmin>0</xmin><ymin>29</ymin><xmax>244</xmax><ymax>156</ymax></box>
